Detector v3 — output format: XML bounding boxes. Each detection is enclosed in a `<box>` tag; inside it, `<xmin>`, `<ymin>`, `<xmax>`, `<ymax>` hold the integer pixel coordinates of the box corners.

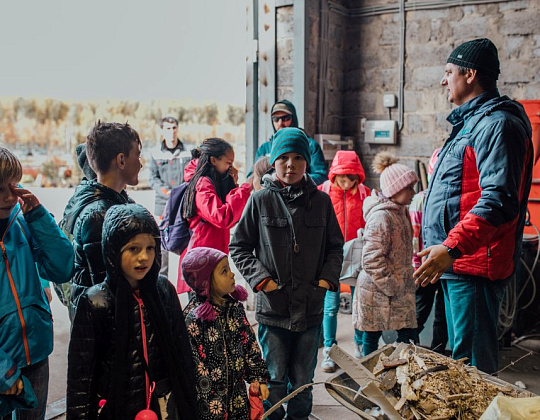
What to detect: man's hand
<box><xmin>11</xmin><ymin>185</ymin><xmax>40</xmax><ymax>214</ymax></box>
<box><xmin>413</xmin><ymin>244</ymin><xmax>454</xmax><ymax>287</ymax></box>
<box><xmin>1</xmin><ymin>377</ymin><xmax>23</xmax><ymax>396</ymax></box>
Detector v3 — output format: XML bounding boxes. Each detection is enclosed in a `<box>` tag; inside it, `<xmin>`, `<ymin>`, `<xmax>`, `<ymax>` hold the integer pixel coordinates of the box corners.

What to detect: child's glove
<box><xmin>248</xmin><ymin>382</ymin><xmax>266</xmax><ymax>420</ymax></box>
<box><xmin>249</xmin><ymin>381</ymin><xmax>269</xmax><ymax>401</ymax></box>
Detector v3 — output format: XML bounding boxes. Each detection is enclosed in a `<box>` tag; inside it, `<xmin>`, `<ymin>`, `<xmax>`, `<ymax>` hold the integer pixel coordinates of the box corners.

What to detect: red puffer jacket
<box><xmin>319</xmin><ymin>151</ymin><xmax>370</xmax><ymax>241</ymax></box>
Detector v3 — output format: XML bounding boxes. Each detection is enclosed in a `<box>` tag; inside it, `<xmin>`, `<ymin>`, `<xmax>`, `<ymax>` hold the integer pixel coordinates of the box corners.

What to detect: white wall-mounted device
<box><xmin>383</xmin><ymin>93</ymin><xmax>396</xmax><ymax>108</ymax></box>
<box><xmin>364</xmin><ymin>120</ymin><xmax>397</xmax><ymax>144</ymax></box>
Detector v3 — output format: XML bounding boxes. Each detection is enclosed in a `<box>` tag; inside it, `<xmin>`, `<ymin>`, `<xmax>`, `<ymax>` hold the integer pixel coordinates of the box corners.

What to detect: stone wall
<box><xmin>275</xmin><ymin>1</ymin><xmax>348</xmax><ymax>136</ymax></box>
<box><xmin>338</xmin><ymin>0</ymin><xmax>540</xmax><ymax>188</ymax></box>
<box><xmin>269</xmin><ymin>1</ymin><xmax>539</xmax><ymax>188</ymax></box>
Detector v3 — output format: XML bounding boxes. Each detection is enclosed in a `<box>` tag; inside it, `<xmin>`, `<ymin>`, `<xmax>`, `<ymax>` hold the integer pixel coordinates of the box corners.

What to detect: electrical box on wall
<box><xmin>364</xmin><ymin>120</ymin><xmax>397</xmax><ymax>144</ymax></box>
<box><xmin>313</xmin><ymin>134</ymin><xmax>354</xmax><ymax>161</ymax></box>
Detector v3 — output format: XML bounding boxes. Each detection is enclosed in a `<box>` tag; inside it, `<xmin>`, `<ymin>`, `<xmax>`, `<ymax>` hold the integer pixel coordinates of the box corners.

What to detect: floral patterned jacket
<box><xmin>184</xmin><ymin>297</ymin><xmax>269</xmax><ymax>419</ymax></box>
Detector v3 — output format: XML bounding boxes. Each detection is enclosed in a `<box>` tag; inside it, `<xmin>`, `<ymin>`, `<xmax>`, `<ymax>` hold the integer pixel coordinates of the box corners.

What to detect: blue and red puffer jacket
<box><xmin>423</xmin><ymin>90</ymin><xmax>533</xmax><ymax>281</ymax></box>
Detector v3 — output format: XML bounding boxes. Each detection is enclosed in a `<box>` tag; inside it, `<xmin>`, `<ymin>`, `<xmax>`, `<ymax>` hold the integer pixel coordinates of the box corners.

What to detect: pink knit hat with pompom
<box><xmin>181</xmin><ymin>247</ymin><xmax>247</xmax><ymax>321</ymax></box>
<box><xmin>373</xmin><ymin>152</ymin><xmax>418</xmax><ymax>198</ymax></box>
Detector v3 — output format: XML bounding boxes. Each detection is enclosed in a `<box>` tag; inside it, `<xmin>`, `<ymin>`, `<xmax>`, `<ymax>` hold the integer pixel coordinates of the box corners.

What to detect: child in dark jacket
<box><xmin>230</xmin><ymin>128</ymin><xmax>344</xmax><ymax>419</ymax></box>
<box><xmin>0</xmin><ymin>146</ymin><xmax>74</xmax><ymax>419</ymax></box>
<box><xmin>182</xmin><ymin>247</ymin><xmax>269</xmax><ymax>420</ymax></box>
<box><xmin>176</xmin><ymin>138</ymin><xmax>252</xmax><ymax>294</ymax></box>
<box><xmin>67</xmin><ymin>204</ymin><xmax>198</xmax><ymax>420</ymax></box>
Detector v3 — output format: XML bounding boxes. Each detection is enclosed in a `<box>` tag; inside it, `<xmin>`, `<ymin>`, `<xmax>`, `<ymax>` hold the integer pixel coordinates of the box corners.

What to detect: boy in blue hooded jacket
<box><xmin>0</xmin><ymin>146</ymin><xmax>74</xmax><ymax>419</ymax></box>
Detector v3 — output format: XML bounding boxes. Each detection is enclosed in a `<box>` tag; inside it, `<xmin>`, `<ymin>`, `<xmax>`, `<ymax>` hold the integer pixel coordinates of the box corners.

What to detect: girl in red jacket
<box><xmin>318</xmin><ymin>151</ymin><xmax>370</xmax><ymax>372</ymax></box>
<box><xmin>176</xmin><ymin>138</ymin><xmax>252</xmax><ymax>294</ymax></box>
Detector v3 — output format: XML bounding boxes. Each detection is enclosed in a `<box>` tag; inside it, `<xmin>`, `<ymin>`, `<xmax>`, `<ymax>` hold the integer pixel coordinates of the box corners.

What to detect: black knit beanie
<box><xmin>447</xmin><ymin>38</ymin><xmax>500</xmax><ymax>79</ymax></box>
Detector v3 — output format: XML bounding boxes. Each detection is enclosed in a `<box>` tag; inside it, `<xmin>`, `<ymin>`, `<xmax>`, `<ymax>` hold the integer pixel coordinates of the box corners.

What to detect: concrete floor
<box><xmin>45</xmin><ymin>307</ymin><xmax>540</xmax><ymax>420</ymax></box>
<box><xmin>25</xmin><ymin>188</ymin><xmax>540</xmax><ymax>419</ymax></box>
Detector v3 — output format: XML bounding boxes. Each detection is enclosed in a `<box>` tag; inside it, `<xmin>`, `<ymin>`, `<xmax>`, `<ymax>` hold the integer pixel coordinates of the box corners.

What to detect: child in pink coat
<box><xmin>353</xmin><ymin>152</ymin><xmax>419</xmax><ymax>356</ymax></box>
<box><xmin>176</xmin><ymin>138</ymin><xmax>252</xmax><ymax>293</ymax></box>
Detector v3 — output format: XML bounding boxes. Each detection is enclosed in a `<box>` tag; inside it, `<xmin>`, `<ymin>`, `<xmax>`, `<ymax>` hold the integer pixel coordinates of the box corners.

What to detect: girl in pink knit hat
<box><xmin>181</xmin><ymin>247</ymin><xmax>270</xmax><ymax>420</ymax></box>
<box><xmin>352</xmin><ymin>152</ymin><xmax>419</xmax><ymax>356</ymax></box>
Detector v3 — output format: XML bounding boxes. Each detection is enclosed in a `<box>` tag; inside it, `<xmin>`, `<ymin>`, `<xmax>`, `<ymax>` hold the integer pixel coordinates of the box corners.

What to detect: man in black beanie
<box><xmin>414</xmin><ymin>38</ymin><xmax>533</xmax><ymax>374</ymax></box>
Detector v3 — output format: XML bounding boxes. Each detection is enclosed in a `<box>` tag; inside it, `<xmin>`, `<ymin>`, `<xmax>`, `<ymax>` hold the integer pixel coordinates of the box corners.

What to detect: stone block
<box><xmin>411</xmin><ymin>67</ymin><xmax>444</xmax><ymax>90</ymax></box>
<box><xmin>277</xmin><ymin>87</ymin><xmax>294</xmax><ymax>102</ymax></box>
<box><xmin>328</xmin><ymin>47</ymin><xmax>343</xmax><ymax>68</ymax></box>
<box><xmin>523</xmin><ymin>83</ymin><xmax>540</xmax><ymax>98</ymax></box>
<box><xmin>499</xmin><ymin>0</ymin><xmax>529</xmax><ymax>12</ymax></box>
<box><xmin>276</xmin><ymin>38</ymin><xmax>293</xmax><ymax>63</ymax></box>
<box><xmin>501</xmin><ymin>61</ymin><xmax>536</xmax><ymax>84</ymax></box>
<box><xmin>407</xmin><ymin>20</ymin><xmax>431</xmax><ymax>44</ymax></box>
<box><xmin>406</xmin><ymin>43</ymin><xmax>450</xmax><ymax>67</ymax></box>
<box><xmin>450</xmin><ymin>17</ymin><xmax>487</xmax><ymax>38</ymax></box>
<box><xmin>406</xmin><ymin>114</ymin><xmax>434</xmax><ymax>135</ymax></box>
<box><xmin>276</xmin><ymin>7</ymin><xmax>294</xmax><ymax>38</ymax></box>
<box><xmin>380</xmin><ymin>21</ymin><xmax>399</xmax><ymax>46</ymax></box>
<box><xmin>345</xmin><ymin>91</ymin><xmax>377</xmax><ymax>114</ymax></box>
<box><xmin>501</xmin><ymin>12</ymin><xmax>538</xmax><ymax>35</ymax></box>
<box><xmin>429</xmin><ymin>19</ymin><xmax>453</xmax><ymax>42</ymax></box>
<box><xmin>435</xmin><ymin>113</ymin><xmax>451</xmax><ymax>132</ymax></box>
<box><xmin>327</xmin><ymin>67</ymin><xmax>344</xmax><ymax>91</ymax></box>
<box><xmin>277</xmin><ymin>63</ymin><xmax>293</xmax><ymax>87</ymax></box>
<box><xmin>505</xmin><ymin>36</ymin><xmax>526</xmax><ymax>59</ymax></box>
<box><xmin>381</xmin><ymin>68</ymin><xmax>398</xmax><ymax>89</ymax></box>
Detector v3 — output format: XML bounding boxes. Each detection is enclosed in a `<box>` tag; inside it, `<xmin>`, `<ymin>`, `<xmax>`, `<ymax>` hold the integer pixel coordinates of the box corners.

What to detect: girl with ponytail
<box><xmin>176</xmin><ymin>138</ymin><xmax>252</xmax><ymax>294</ymax></box>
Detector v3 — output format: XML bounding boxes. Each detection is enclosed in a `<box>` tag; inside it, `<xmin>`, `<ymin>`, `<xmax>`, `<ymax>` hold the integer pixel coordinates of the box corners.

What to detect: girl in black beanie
<box><xmin>67</xmin><ymin>203</ymin><xmax>198</xmax><ymax>420</ymax></box>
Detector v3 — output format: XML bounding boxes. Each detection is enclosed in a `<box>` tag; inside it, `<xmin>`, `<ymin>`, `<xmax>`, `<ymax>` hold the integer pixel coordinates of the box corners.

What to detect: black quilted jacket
<box><xmin>61</xmin><ymin>180</ymin><xmax>133</xmax><ymax>319</ymax></box>
<box><xmin>66</xmin><ymin>202</ymin><xmax>197</xmax><ymax>419</ymax></box>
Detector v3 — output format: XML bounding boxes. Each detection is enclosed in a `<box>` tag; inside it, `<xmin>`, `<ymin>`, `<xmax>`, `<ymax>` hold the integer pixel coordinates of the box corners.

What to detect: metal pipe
<box><xmin>328</xmin><ymin>0</ymin><xmax>509</xmax><ymax>18</ymax></box>
<box><xmin>398</xmin><ymin>0</ymin><xmax>405</xmax><ymax>132</ymax></box>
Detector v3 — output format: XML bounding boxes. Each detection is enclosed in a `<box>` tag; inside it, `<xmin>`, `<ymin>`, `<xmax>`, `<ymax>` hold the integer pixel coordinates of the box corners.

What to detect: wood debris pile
<box><xmin>369</xmin><ymin>344</ymin><xmax>533</xmax><ymax>419</ymax></box>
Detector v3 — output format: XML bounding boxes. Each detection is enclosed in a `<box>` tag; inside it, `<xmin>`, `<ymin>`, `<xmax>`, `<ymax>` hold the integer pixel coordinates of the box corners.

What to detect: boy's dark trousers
<box><xmin>258</xmin><ymin>324</ymin><xmax>321</xmax><ymax>420</ymax></box>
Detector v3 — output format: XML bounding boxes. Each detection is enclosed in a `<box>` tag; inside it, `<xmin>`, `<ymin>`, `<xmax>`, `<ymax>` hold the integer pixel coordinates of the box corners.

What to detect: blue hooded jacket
<box><xmin>0</xmin><ymin>204</ymin><xmax>74</xmax><ymax>400</ymax></box>
<box><xmin>249</xmin><ymin>100</ymin><xmax>328</xmax><ymax>185</ymax></box>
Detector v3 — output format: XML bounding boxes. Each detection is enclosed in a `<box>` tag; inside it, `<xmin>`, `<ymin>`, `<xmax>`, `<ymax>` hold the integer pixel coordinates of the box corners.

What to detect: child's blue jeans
<box><xmin>322</xmin><ymin>288</ymin><xmax>363</xmax><ymax>348</ymax></box>
<box><xmin>258</xmin><ymin>323</ymin><xmax>321</xmax><ymax>420</ymax></box>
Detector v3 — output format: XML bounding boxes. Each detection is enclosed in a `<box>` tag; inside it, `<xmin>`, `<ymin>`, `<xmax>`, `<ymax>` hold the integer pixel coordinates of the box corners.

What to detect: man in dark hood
<box><xmin>248</xmin><ymin>100</ymin><xmax>327</xmax><ymax>185</ymax></box>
